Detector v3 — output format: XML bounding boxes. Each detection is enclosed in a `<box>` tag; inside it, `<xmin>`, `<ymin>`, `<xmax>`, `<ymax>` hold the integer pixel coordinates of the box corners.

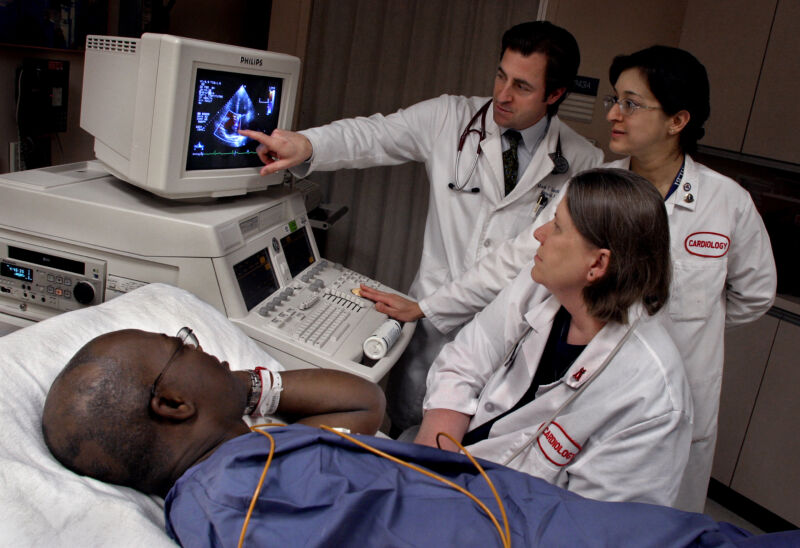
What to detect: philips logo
<box><xmin>240</xmin><ymin>56</ymin><xmax>263</xmax><ymax>66</ymax></box>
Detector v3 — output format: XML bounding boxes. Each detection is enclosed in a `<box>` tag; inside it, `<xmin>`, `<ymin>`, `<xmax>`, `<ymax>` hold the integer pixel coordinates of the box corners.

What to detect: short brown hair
<box><xmin>566</xmin><ymin>168</ymin><xmax>671</xmax><ymax>324</ymax></box>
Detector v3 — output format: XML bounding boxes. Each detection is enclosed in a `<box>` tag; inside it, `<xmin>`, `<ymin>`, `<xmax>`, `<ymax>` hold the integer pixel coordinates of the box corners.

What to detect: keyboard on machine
<box><xmin>254</xmin><ymin>260</ymin><xmax>390</xmax><ymax>362</ymax></box>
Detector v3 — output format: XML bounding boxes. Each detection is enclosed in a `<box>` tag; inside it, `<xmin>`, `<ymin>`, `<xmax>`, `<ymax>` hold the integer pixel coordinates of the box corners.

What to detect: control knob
<box><xmin>73</xmin><ymin>281</ymin><xmax>96</xmax><ymax>305</ymax></box>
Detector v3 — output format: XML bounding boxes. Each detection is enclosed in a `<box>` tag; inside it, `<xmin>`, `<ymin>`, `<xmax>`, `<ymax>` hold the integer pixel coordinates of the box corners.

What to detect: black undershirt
<box><xmin>462</xmin><ymin>306</ymin><xmax>585</xmax><ymax>446</ymax></box>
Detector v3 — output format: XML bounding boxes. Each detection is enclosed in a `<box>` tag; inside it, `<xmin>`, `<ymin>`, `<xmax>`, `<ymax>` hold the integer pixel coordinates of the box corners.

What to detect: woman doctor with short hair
<box><xmin>416</xmin><ymin>168</ymin><xmax>693</xmax><ymax>507</ymax></box>
<box><xmin>602</xmin><ymin>46</ymin><xmax>776</xmax><ymax>511</ymax></box>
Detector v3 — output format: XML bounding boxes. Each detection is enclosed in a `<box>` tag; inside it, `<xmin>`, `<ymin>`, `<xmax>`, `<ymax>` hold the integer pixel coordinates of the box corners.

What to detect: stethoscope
<box><xmin>498</xmin><ymin>316</ymin><xmax>642</xmax><ymax>467</ymax></box>
<box><xmin>449</xmin><ymin>99</ymin><xmax>570</xmax><ymax>194</ymax></box>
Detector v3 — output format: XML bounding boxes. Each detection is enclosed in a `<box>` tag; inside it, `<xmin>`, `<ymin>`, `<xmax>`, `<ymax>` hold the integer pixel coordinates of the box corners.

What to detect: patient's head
<box><xmin>42</xmin><ymin>329</ymin><xmax>250</xmax><ymax>497</ymax></box>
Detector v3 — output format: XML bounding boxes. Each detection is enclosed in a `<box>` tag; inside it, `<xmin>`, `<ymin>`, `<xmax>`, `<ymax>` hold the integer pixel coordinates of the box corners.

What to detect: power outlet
<box><xmin>9</xmin><ymin>141</ymin><xmax>21</xmax><ymax>172</ymax></box>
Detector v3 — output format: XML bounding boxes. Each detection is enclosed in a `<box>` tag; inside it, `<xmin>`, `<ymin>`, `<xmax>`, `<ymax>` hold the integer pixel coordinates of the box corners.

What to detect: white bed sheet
<box><xmin>0</xmin><ymin>283</ymin><xmax>282</xmax><ymax>547</ymax></box>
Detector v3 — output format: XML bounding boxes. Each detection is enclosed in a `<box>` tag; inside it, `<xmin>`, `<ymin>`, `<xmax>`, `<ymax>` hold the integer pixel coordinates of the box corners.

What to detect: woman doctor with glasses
<box><xmin>601</xmin><ymin>45</ymin><xmax>776</xmax><ymax>512</ymax></box>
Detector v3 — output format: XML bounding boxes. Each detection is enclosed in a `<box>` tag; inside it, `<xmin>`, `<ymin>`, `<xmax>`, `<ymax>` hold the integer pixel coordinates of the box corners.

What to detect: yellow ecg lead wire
<box><xmin>321</xmin><ymin>425</ymin><xmax>511</xmax><ymax>548</ymax></box>
<box><xmin>237</xmin><ymin>424</ymin><xmax>512</xmax><ymax>548</ymax></box>
<box><xmin>238</xmin><ymin>423</ymin><xmax>285</xmax><ymax>548</ymax></box>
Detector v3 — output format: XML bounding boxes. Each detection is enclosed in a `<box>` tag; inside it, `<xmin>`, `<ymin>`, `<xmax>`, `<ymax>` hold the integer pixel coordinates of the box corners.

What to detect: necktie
<box><xmin>503</xmin><ymin>130</ymin><xmax>522</xmax><ymax>196</ymax></box>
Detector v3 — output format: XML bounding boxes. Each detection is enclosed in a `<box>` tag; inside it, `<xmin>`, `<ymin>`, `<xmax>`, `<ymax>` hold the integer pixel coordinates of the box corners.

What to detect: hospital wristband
<box><xmin>243</xmin><ymin>369</ymin><xmax>262</xmax><ymax>416</ymax></box>
<box><xmin>253</xmin><ymin>366</ymin><xmax>283</xmax><ymax>417</ymax></box>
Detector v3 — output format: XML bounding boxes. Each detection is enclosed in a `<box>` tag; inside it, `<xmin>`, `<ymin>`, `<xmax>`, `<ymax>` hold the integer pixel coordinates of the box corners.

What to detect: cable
<box><xmin>238</xmin><ymin>424</ymin><xmax>513</xmax><ymax>548</ymax></box>
<box><xmin>501</xmin><ymin>316</ymin><xmax>642</xmax><ymax>467</ymax></box>
<box><xmin>238</xmin><ymin>423</ymin><xmax>284</xmax><ymax>548</ymax></box>
<box><xmin>321</xmin><ymin>425</ymin><xmax>511</xmax><ymax>548</ymax></box>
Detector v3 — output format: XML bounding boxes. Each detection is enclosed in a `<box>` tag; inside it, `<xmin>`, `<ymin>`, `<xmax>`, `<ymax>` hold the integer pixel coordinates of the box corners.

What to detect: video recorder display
<box><xmin>186</xmin><ymin>67</ymin><xmax>284</xmax><ymax>171</ymax></box>
<box><xmin>233</xmin><ymin>248</ymin><xmax>280</xmax><ymax>311</ymax></box>
<box><xmin>280</xmin><ymin>227</ymin><xmax>315</xmax><ymax>278</ymax></box>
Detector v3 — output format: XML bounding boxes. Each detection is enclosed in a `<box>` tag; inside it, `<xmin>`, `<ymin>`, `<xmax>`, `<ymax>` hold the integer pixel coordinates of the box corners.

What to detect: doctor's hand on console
<box><xmin>358</xmin><ymin>284</ymin><xmax>424</xmax><ymax>323</ymax></box>
<box><xmin>239</xmin><ymin>129</ymin><xmax>312</xmax><ymax>176</ymax></box>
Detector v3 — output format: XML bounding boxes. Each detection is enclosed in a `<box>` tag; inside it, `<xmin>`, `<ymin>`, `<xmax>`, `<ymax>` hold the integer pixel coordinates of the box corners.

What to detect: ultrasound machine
<box><xmin>0</xmin><ymin>33</ymin><xmax>414</xmax><ymax>382</ymax></box>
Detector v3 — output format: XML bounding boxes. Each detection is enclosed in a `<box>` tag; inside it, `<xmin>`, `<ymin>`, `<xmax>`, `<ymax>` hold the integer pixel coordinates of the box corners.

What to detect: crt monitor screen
<box><xmin>281</xmin><ymin>227</ymin><xmax>316</xmax><ymax>278</ymax></box>
<box><xmin>234</xmin><ymin>247</ymin><xmax>280</xmax><ymax>311</ymax></box>
<box><xmin>186</xmin><ymin>68</ymin><xmax>283</xmax><ymax>171</ymax></box>
<box><xmin>80</xmin><ymin>33</ymin><xmax>301</xmax><ymax>199</ymax></box>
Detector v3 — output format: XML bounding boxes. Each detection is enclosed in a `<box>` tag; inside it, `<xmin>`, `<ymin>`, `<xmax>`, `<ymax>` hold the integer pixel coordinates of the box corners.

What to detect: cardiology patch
<box><xmin>537</xmin><ymin>422</ymin><xmax>581</xmax><ymax>467</ymax></box>
<box><xmin>684</xmin><ymin>231</ymin><xmax>730</xmax><ymax>258</ymax></box>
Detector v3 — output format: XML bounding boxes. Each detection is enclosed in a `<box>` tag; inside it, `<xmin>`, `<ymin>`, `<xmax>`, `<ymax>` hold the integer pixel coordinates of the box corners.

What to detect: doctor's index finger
<box><xmin>358</xmin><ymin>284</ymin><xmax>392</xmax><ymax>302</ymax></box>
<box><xmin>239</xmin><ymin>128</ymin><xmax>276</xmax><ymax>149</ymax></box>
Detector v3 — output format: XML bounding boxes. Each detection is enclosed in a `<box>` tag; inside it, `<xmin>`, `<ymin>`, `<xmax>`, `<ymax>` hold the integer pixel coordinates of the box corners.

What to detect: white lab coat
<box><xmin>603</xmin><ymin>156</ymin><xmax>777</xmax><ymax>511</ymax></box>
<box><xmin>298</xmin><ymin>94</ymin><xmax>602</xmax><ymax>430</ymax></box>
<box><xmin>424</xmin><ymin>271</ymin><xmax>693</xmax><ymax>507</ymax></box>
<box><xmin>423</xmin><ymin>155</ymin><xmax>777</xmax><ymax>509</ymax></box>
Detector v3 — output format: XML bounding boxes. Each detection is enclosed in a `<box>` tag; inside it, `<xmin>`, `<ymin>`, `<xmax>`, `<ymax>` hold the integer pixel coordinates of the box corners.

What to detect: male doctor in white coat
<box><xmin>385</xmin><ymin>45</ymin><xmax>776</xmax><ymax>511</ymax></box>
<box><xmin>241</xmin><ymin>21</ymin><xmax>603</xmax><ymax>433</ymax></box>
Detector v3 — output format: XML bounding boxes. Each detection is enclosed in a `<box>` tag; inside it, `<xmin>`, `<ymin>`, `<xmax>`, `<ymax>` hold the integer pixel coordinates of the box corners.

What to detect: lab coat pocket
<box><xmin>416</xmin><ymin>263</ymin><xmax>452</xmax><ymax>297</ymax></box>
<box><xmin>669</xmin><ymin>258</ymin><xmax>727</xmax><ymax>321</ymax></box>
<box><xmin>516</xmin><ymin>434</ymin><xmax>568</xmax><ymax>486</ymax></box>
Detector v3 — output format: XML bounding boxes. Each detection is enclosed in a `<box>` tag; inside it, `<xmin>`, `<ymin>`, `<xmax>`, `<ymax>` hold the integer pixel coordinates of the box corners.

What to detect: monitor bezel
<box><xmin>84</xmin><ymin>33</ymin><xmax>301</xmax><ymax>200</ymax></box>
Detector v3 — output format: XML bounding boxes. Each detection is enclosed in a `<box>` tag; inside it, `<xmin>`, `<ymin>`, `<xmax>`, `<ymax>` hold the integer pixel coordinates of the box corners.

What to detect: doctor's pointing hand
<box><xmin>238</xmin><ymin>129</ymin><xmax>312</xmax><ymax>176</ymax></box>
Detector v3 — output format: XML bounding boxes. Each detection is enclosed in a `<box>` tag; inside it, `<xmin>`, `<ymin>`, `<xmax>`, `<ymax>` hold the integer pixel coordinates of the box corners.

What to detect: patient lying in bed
<box><xmin>42</xmin><ymin>328</ymin><xmax>385</xmax><ymax>497</ymax></box>
<box><xmin>4</xmin><ymin>283</ymin><xmax>794</xmax><ymax>547</ymax></box>
<box><xmin>42</xmin><ymin>327</ymin><xmax>793</xmax><ymax>547</ymax></box>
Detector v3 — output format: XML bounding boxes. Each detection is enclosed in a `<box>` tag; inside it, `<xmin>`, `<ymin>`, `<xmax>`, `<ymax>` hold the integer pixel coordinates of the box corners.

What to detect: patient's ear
<box><xmin>150</xmin><ymin>391</ymin><xmax>196</xmax><ymax>421</ymax></box>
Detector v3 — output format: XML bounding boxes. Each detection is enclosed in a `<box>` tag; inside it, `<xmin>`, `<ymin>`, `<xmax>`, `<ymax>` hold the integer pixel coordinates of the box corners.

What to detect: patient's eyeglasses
<box><xmin>150</xmin><ymin>327</ymin><xmax>199</xmax><ymax>399</ymax></box>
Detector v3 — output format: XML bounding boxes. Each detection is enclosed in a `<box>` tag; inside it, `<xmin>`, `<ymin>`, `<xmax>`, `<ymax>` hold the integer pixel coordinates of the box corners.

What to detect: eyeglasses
<box><xmin>150</xmin><ymin>327</ymin><xmax>199</xmax><ymax>399</ymax></box>
<box><xmin>603</xmin><ymin>95</ymin><xmax>661</xmax><ymax>116</ymax></box>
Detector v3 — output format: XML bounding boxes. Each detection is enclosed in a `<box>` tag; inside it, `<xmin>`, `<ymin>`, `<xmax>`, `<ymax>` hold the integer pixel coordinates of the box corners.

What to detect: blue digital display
<box><xmin>1</xmin><ymin>262</ymin><xmax>33</xmax><ymax>282</ymax></box>
<box><xmin>186</xmin><ymin>68</ymin><xmax>284</xmax><ymax>171</ymax></box>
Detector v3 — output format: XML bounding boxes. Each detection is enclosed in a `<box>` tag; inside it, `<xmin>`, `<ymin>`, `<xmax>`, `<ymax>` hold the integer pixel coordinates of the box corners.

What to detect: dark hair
<box><xmin>566</xmin><ymin>168</ymin><xmax>671</xmax><ymax>324</ymax></box>
<box><xmin>42</xmin><ymin>337</ymin><xmax>166</xmax><ymax>494</ymax></box>
<box><xmin>501</xmin><ymin>21</ymin><xmax>580</xmax><ymax>115</ymax></box>
<box><xmin>609</xmin><ymin>45</ymin><xmax>710</xmax><ymax>154</ymax></box>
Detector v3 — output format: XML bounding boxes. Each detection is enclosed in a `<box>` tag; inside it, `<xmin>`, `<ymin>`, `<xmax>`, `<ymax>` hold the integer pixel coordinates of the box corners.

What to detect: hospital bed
<box><xmin>2</xmin><ymin>283</ymin><xmax>798</xmax><ymax>547</ymax></box>
<box><xmin>0</xmin><ymin>283</ymin><xmax>270</xmax><ymax>546</ymax></box>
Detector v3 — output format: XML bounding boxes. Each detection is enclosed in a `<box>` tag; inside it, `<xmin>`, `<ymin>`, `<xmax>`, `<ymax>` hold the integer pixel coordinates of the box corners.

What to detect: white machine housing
<box><xmin>80</xmin><ymin>33</ymin><xmax>301</xmax><ymax>199</ymax></box>
<box><xmin>0</xmin><ymin>163</ymin><xmax>414</xmax><ymax>382</ymax></box>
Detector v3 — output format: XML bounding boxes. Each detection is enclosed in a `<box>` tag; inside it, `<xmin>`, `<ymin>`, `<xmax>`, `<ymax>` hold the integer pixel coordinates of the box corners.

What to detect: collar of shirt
<box><xmin>500</xmin><ymin>115</ymin><xmax>549</xmax><ymax>177</ymax></box>
<box><xmin>665</xmin><ymin>154</ymin><xmax>699</xmax><ymax>213</ymax></box>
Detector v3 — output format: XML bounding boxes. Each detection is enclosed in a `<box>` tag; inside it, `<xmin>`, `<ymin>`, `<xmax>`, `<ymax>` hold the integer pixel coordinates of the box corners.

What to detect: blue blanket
<box><xmin>165</xmin><ymin>424</ymin><xmax>798</xmax><ymax>547</ymax></box>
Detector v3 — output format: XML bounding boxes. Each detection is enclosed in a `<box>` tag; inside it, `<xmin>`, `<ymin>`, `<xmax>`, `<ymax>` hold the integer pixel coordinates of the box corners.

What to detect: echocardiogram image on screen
<box><xmin>186</xmin><ymin>68</ymin><xmax>283</xmax><ymax>171</ymax></box>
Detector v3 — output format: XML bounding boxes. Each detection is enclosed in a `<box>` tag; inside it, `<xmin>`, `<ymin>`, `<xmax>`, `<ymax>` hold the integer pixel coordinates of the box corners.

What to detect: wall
<box><xmin>0</xmin><ymin>46</ymin><xmax>92</xmax><ymax>172</ymax></box>
<box><xmin>0</xmin><ymin>0</ymin><xmax>268</xmax><ymax>175</ymax></box>
<box><xmin>544</xmin><ymin>0</ymin><xmax>689</xmax><ymax>156</ymax></box>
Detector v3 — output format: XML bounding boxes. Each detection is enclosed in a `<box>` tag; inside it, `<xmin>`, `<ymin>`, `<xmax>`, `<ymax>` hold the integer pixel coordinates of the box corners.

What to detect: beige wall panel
<box><xmin>711</xmin><ymin>315</ymin><xmax>778</xmax><ymax>485</ymax></box>
<box><xmin>742</xmin><ymin>0</ymin><xmax>800</xmax><ymax>164</ymax></box>
<box><xmin>731</xmin><ymin>320</ymin><xmax>800</xmax><ymax>525</ymax></box>
<box><xmin>679</xmin><ymin>0</ymin><xmax>776</xmax><ymax>153</ymax></box>
<box><xmin>547</xmin><ymin>0</ymin><xmax>688</xmax><ymax>155</ymax></box>
<box><xmin>269</xmin><ymin>0</ymin><xmax>313</xmax><ymax>59</ymax></box>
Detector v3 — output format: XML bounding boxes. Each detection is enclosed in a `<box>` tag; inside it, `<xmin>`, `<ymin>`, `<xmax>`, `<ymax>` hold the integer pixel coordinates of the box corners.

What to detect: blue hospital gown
<box><xmin>164</xmin><ymin>424</ymin><xmax>796</xmax><ymax>548</ymax></box>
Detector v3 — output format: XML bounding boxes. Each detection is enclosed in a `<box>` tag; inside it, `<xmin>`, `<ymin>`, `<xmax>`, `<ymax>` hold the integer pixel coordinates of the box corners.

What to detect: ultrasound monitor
<box><xmin>80</xmin><ymin>33</ymin><xmax>301</xmax><ymax>199</ymax></box>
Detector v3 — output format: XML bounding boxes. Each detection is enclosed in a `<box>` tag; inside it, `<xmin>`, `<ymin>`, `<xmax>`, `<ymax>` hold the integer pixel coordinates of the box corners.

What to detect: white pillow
<box><xmin>0</xmin><ymin>283</ymin><xmax>281</xmax><ymax>547</ymax></box>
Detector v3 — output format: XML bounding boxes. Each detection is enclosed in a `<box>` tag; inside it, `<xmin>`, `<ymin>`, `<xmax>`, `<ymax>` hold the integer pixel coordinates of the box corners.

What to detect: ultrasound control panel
<box><xmin>0</xmin><ymin>238</ymin><xmax>105</xmax><ymax>318</ymax></box>
<box><xmin>256</xmin><ymin>260</ymin><xmax>387</xmax><ymax>358</ymax></box>
<box><xmin>223</xmin><ymin>217</ymin><xmax>412</xmax><ymax>380</ymax></box>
